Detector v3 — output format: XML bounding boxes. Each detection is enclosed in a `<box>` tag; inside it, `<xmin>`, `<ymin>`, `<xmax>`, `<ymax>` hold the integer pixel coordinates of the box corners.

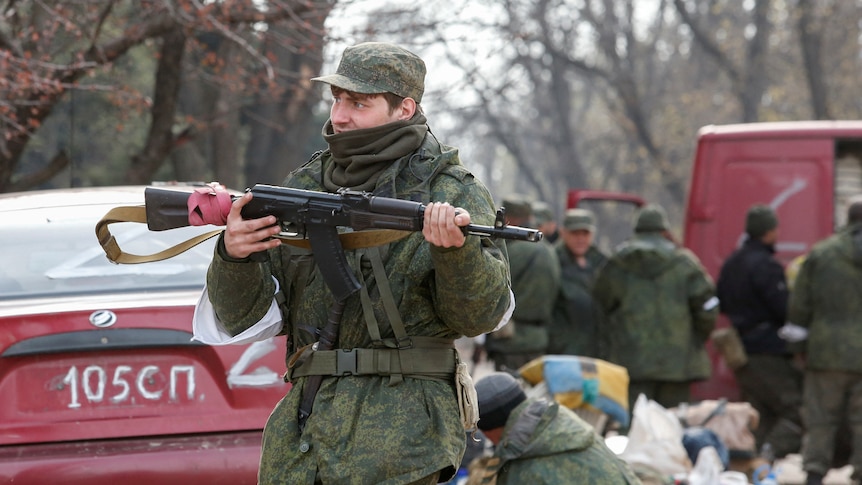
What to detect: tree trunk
<box><xmin>125</xmin><ymin>26</ymin><xmax>186</xmax><ymax>184</ymax></box>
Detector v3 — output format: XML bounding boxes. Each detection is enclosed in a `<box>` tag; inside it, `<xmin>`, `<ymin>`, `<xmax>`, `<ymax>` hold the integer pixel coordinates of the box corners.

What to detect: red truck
<box><xmin>684</xmin><ymin>120</ymin><xmax>862</xmax><ymax>401</ymax></box>
<box><xmin>569</xmin><ymin>120</ymin><xmax>862</xmax><ymax>401</ymax></box>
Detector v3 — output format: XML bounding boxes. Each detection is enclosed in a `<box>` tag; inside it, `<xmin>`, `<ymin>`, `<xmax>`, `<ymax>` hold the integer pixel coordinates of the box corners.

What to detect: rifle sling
<box><xmin>287</xmin><ymin>337</ymin><xmax>456</xmax><ymax>383</ymax></box>
<box><xmin>95</xmin><ymin>205</ymin><xmax>412</xmax><ymax>264</ymax></box>
<box><xmin>96</xmin><ymin>206</ymin><xmax>223</xmax><ymax>264</ymax></box>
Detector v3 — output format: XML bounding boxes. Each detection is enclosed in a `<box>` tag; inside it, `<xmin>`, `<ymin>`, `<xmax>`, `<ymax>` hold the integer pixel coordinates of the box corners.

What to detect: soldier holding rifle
<box><xmin>194</xmin><ymin>42</ymin><xmax>513</xmax><ymax>484</ymax></box>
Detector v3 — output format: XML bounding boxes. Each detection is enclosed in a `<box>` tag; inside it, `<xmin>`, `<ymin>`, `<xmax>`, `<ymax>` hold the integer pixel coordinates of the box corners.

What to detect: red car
<box><xmin>0</xmin><ymin>186</ymin><xmax>290</xmax><ymax>484</ymax></box>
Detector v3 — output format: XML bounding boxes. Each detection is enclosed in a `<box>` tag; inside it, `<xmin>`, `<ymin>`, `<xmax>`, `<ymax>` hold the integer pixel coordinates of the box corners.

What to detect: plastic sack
<box><xmin>620</xmin><ymin>394</ymin><xmax>692</xmax><ymax>478</ymax></box>
<box><xmin>519</xmin><ymin>355</ymin><xmax>630</xmax><ymax>427</ymax></box>
<box><xmin>672</xmin><ymin>399</ymin><xmax>759</xmax><ymax>454</ymax></box>
<box><xmin>688</xmin><ymin>446</ymin><xmax>723</xmax><ymax>485</ymax></box>
<box><xmin>683</xmin><ymin>426</ymin><xmax>730</xmax><ymax>469</ymax></box>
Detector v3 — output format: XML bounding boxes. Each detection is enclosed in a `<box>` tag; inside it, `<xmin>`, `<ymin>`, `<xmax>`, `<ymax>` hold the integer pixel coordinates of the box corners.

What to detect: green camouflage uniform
<box><xmin>485</xmin><ymin>239</ymin><xmax>560</xmax><ymax>371</ymax></box>
<box><xmin>480</xmin><ymin>398</ymin><xmax>641</xmax><ymax>484</ymax></box>
<box><xmin>548</xmin><ymin>243</ymin><xmax>608</xmax><ymax>358</ymax></box>
<box><xmin>207</xmin><ymin>134</ymin><xmax>511</xmax><ymax>483</ymax></box>
<box><xmin>788</xmin><ymin>223</ymin><xmax>862</xmax><ymax>480</ymax></box>
<box><xmin>592</xmin><ymin>233</ymin><xmax>717</xmax><ymax>409</ymax></box>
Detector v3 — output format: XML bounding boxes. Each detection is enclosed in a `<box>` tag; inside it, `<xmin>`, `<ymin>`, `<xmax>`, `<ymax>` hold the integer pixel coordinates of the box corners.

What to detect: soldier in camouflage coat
<box><xmin>789</xmin><ymin>198</ymin><xmax>862</xmax><ymax>485</ymax></box>
<box><xmin>548</xmin><ymin>208</ymin><xmax>609</xmax><ymax>358</ymax></box>
<box><xmin>201</xmin><ymin>42</ymin><xmax>512</xmax><ymax>484</ymax></box>
<box><xmin>592</xmin><ymin>204</ymin><xmax>718</xmax><ymax>412</ymax></box>
<box><xmin>484</xmin><ymin>196</ymin><xmax>560</xmax><ymax>372</ymax></box>
<box><xmin>470</xmin><ymin>372</ymin><xmax>641</xmax><ymax>484</ymax></box>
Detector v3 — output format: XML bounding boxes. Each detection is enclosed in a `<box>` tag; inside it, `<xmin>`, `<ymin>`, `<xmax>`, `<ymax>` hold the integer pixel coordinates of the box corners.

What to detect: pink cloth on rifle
<box><xmin>187</xmin><ymin>183</ymin><xmax>232</xmax><ymax>226</ymax></box>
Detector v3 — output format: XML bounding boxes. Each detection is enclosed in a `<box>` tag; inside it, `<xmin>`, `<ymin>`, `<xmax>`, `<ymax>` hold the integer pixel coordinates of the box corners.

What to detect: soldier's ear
<box><xmin>397</xmin><ymin>97</ymin><xmax>416</xmax><ymax>120</ymax></box>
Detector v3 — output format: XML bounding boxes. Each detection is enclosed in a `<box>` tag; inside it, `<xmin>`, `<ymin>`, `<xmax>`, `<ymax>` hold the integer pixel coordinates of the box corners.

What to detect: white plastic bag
<box><xmin>688</xmin><ymin>446</ymin><xmax>723</xmax><ymax>485</ymax></box>
<box><xmin>620</xmin><ymin>394</ymin><xmax>692</xmax><ymax>478</ymax></box>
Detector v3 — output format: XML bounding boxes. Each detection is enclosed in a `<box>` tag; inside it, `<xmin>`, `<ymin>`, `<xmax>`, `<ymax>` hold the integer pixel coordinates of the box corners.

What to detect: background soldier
<box><xmin>548</xmin><ymin>208</ymin><xmax>608</xmax><ymax>358</ymax></box>
<box><xmin>716</xmin><ymin>204</ymin><xmax>803</xmax><ymax>460</ymax></box>
<box><xmin>789</xmin><ymin>197</ymin><xmax>862</xmax><ymax>485</ymax></box>
<box><xmin>593</xmin><ymin>204</ymin><xmax>718</xmax><ymax>412</ymax></box>
<box><xmin>532</xmin><ymin>200</ymin><xmax>560</xmax><ymax>244</ymax></box>
<box><xmin>485</xmin><ymin>195</ymin><xmax>560</xmax><ymax>372</ymax></box>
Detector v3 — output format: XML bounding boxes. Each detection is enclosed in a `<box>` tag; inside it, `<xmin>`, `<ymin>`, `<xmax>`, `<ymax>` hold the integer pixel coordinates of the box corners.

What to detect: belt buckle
<box><xmin>396</xmin><ymin>337</ymin><xmax>413</xmax><ymax>349</ymax></box>
<box><xmin>336</xmin><ymin>348</ymin><xmax>357</xmax><ymax>376</ymax></box>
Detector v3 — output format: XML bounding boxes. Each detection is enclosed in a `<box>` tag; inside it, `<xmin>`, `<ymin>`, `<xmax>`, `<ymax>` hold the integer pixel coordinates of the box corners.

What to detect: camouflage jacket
<box><xmin>592</xmin><ymin>233</ymin><xmax>717</xmax><ymax>381</ymax></box>
<box><xmin>485</xmin><ymin>398</ymin><xmax>641</xmax><ymax>484</ymax></box>
<box><xmin>548</xmin><ymin>244</ymin><xmax>608</xmax><ymax>358</ymax></box>
<box><xmin>484</xmin><ymin>239</ymin><xmax>559</xmax><ymax>354</ymax></box>
<box><xmin>206</xmin><ymin>133</ymin><xmax>511</xmax><ymax>484</ymax></box>
<box><xmin>788</xmin><ymin>223</ymin><xmax>862</xmax><ymax>372</ymax></box>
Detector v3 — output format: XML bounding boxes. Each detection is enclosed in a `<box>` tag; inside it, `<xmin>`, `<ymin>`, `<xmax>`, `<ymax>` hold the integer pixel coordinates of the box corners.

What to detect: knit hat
<box><xmin>475</xmin><ymin>372</ymin><xmax>527</xmax><ymax>431</ymax></box>
<box><xmin>634</xmin><ymin>204</ymin><xmax>670</xmax><ymax>233</ymax></box>
<box><xmin>745</xmin><ymin>205</ymin><xmax>778</xmax><ymax>238</ymax></box>
<box><xmin>502</xmin><ymin>194</ymin><xmax>533</xmax><ymax>220</ymax></box>
<box><xmin>563</xmin><ymin>208</ymin><xmax>596</xmax><ymax>232</ymax></box>
<box><xmin>311</xmin><ymin>42</ymin><xmax>426</xmax><ymax>102</ymax></box>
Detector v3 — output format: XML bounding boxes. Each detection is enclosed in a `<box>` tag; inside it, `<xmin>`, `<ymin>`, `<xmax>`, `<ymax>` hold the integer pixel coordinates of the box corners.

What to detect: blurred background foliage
<box><xmin>1</xmin><ymin>0</ymin><xmax>861</xmax><ymax>228</ymax></box>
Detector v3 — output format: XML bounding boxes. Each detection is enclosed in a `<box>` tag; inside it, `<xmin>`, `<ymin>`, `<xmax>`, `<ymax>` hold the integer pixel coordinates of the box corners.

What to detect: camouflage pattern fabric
<box><xmin>788</xmin><ymin>223</ymin><xmax>862</xmax><ymax>373</ymax></box>
<box><xmin>789</xmin><ymin>224</ymin><xmax>862</xmax><ymax>481</ymax></box>
<box><xmin>800</xmin><ymin>369</ymin><xmax>862</xmax><ymax>479</ymax></box>
<box><xmin>548</xmin><ymin>243</ymin><xmax>608</xmax><ymax>358</ymax></box>
<box><xmin>592</xmin><ymin>233</ymin><xmax>717</xmax><ymax>382</ymax></box>
<box><xmin>206</xmin><ymin>133</ymin><xmax>511</xmax><ymax>484</ymax></box>
<box><xmin>485</xmin><ymin>239</ymin><xmax>559</xmax><ymax>357</ymax></box>
<box><xmin>311</xmin><ymin>42</ymin><xmax>426</xmax><ymax>102</ymax></box>
<box><xmin>484</xmin><ymin>398</ymin><xmax>642</xmax><ymax>484</ymax></box>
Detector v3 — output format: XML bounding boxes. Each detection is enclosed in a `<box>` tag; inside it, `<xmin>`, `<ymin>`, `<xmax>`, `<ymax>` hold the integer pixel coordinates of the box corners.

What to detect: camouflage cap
<box><xmin>634</xmin><ymin>204</ymin><xmax>670</xmax><ymax>233</ymax></box>
<box><xmin>311</xmin><ymin>42</ymin><xmax>426</xmax><ymax>102</ymax></box>
<box><xmin>502</xmin><ymin>194</ymin><xmax>533</xmax><ymax>219</ymax></box>
<box><xmin>563</xmin><ymin>208</ymin><xmax>596</xmax><ymax>232</ymax></box>
<box><xmin>531</xmin><ymin>201</ymin><xmax>555</xmax><ymax>225</ymax></box>
<box><xmin>745</xmin><ymin>204</ymin><xmax>778</xmax><ymax>238</ymax></box>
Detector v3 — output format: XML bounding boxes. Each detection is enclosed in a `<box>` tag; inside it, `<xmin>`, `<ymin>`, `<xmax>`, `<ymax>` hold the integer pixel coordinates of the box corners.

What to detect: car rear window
<box><xmin>0</xmin><ymin>203</ymin><xmax>217</xmax><ymax>300</ymax></box>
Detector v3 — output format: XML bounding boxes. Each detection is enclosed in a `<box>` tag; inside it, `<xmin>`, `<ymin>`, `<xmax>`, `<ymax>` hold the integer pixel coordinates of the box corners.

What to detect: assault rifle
<box><xmin>141</xmin><ymin>184</ymin><xmax>542</xmax><ymax>301</ymax></box>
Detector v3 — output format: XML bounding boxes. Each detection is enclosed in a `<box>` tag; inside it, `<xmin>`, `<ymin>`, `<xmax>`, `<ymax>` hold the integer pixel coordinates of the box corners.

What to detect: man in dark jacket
<box><xmin>789</xmin><ymin>198</ymin><xmax>862</xmax><ymax>485</ymax></box>
<box><xmin>471</xmin><ymin>372</ymin><xmax>641</xmax><ymax>484</ymax></box>
<box><xmin>716</xmin><ymin>204</ymin><xmax>803</xmax><ymax>460</ymax></box>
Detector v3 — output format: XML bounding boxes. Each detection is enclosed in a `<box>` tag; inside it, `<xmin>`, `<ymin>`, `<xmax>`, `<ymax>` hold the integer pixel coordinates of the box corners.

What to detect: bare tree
<box><xmin>0</xmin><ymin>1</ymin><xmax>333</xmax><ymax>192</ymax></box>
<box><xmin>673</xmin><ymin>0</ymin><xmax>773</xmax><ymax>123</ymax></box>
<box><xmin>794</xmin><ymin>0</ymin><xmax>832</xmax><ymax>120</ymax></box>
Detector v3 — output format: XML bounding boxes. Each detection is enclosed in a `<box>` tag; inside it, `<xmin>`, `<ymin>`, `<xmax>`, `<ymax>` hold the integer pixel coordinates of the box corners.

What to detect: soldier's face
<box><xmin>329</xmin><ymin>89</ymin><xmax>411</xmax><ymax>133</ymax></box>
<box><xmin>563</xmin><ymin>229</ymin><xmax>593</xmax><ymax>257</ymax></box>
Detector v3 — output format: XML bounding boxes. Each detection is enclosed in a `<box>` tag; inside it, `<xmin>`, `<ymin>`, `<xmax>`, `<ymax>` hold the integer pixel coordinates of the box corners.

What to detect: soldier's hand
<box><xmin>223</xmin><ymin>192</ymin><xmax>282</xmax><ymax>259</ymax></box>
<box><xmin>423</xmin><ymin>202</ymin><xmax>469</xmax><ymax>248</ymax></box>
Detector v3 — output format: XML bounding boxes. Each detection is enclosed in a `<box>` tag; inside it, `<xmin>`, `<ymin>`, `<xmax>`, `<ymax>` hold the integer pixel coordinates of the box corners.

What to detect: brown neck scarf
<box><xmin>322</xmin><ymin>112</ymin><xmax>428</xmax><ymax>192</ymax></box>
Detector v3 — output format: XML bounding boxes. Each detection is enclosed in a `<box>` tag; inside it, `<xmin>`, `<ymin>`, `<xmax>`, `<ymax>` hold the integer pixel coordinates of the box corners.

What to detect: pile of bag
<box><xmin>518</xmin><ymin>354</ymin><xmax>630</xmax><ymax>429</ymax></box>
<box><xmin>620</xmin><ymin>394</ymin><xmax>760</xmax><ymax>485</ymax></box>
